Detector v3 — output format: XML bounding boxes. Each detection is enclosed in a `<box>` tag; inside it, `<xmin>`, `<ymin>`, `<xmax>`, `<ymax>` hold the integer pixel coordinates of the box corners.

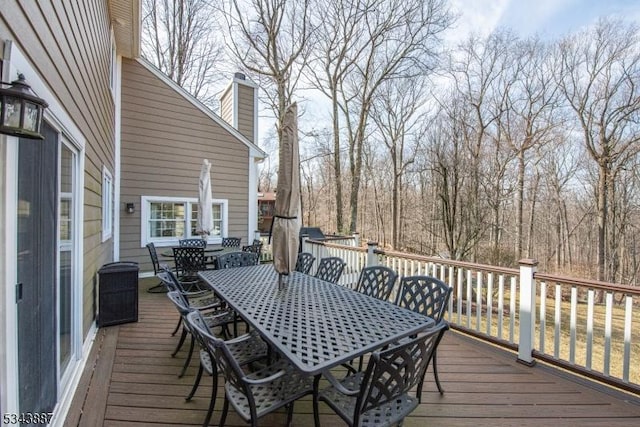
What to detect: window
<box><xmin>141</xmin><ymin>196</ymin><xmax>228</xmax><ymax>246</ymax></box>
<box><xmin>102</xmin><ymin>167</ymin><xmax>113</xmax><ymax>241</ymax></box>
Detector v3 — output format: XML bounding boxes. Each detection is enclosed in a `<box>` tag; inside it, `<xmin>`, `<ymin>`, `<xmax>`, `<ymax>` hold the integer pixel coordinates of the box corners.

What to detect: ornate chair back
<box><xmin>215</xmin><ymin>251</ymin><xmax>259</xmax><ymax>269</ymax></box>
<box><xmin>315</xmin><ymin>257</ymin><xmax>346</xmax><ymax>284</ymax></box>
<box><xmin>395</xmin><ymin>275</ymin><xmax>452</xmax><ymax>322</ymax></box>
<box><xmin>173</xmin><ymin>246</ymin><xmax>206</xmax><ymax>280</ymax></box>
<box><xmin>221</xmin><ymin>237</ymin><xmax>241</xmax><ymax>247</ymax></box>
<box><xmin>354</xmin><ymin>265</ymin><xmax>398</xmax><ymax>301</ymax></box>
<box><xmin>179</xmin><ymin>238</ymin><xmax>207</xmax><ymax>248</ymax></box>
<box><xmin>295</xmin><ymin>252</ymin><xmax>315</xmax><ymax>275</ymax></box>
<box><xmin>351</xmin><ymin>323</ymin><xmax>447</xmax><ymax>426</ymax></box>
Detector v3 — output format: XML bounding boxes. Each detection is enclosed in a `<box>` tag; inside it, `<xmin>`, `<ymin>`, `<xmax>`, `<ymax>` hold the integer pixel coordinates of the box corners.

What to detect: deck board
<box><xmin>66</xmin><ymin>277</ymin><xmax>640</xmax><ymax>426</ymax></box>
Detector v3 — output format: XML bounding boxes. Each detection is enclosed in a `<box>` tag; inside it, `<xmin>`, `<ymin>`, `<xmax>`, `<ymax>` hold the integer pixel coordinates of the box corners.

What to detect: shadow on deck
<box><xmin>65</xmin><ymin>278</ymin><xmax>640</xmax><ymax>426</ymax></box>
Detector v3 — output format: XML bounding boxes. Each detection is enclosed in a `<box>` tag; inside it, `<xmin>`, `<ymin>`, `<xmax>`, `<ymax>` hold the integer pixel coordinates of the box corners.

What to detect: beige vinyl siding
<box><xmin>219</xmin><ymin>85</ymin><xmax>234</xmax><ymax>127</ymax></box>
<box><xmin>1</xmin><ymin>1</ymin><xmax>116</xmax><ymax>337</ymax></box>
<box><xmin>119</xmin><ymin>58</ymin><xmax>250</xmax><ymax>274</ymax></box>
<box><xmin>236</xmin><ymin>84</ymin><xmax>255</xmax><ymax>142</ymax></box>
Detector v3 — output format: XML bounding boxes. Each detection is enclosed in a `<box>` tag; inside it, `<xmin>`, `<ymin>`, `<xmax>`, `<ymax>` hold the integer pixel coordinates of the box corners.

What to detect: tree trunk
<box><xmin>597</xmin><ymin>163</ymin><xmax>607</xmax><ymax>282</ymax></box>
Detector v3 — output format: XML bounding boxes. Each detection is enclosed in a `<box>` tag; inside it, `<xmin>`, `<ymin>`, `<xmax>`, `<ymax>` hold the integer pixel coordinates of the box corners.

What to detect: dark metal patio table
<box><xmin>198</xmin><ymin>264</ymin><xmax>434</xmax><ymax>375</ymax></box>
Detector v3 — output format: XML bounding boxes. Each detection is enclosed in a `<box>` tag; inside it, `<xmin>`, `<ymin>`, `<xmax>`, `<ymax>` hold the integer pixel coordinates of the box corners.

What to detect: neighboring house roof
<box><xmin>258</xmin><ymin>191</ymin><xmax>277</xmax><ymax>201</ymax></box>
<box><xmin>109</xmin><ymin>0</ymin><xmax>141</xmax><ymax>58</ymax></box>
<box><xmin>136</xmin><ymin>57</ymin><xmax>267</xmax><ymax>160</ymax></box>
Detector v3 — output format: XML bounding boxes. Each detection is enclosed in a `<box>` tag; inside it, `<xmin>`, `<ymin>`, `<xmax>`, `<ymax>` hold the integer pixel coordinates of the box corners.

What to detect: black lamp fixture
<box><xmin>125</xmin><ymin>203</ymin><xmax>135</xmax><ymax>214</ymax></box>
<box><xmin>0</xmin><ymin>73</ymin><xmax>48</xmax><ymax>140</ymax></box>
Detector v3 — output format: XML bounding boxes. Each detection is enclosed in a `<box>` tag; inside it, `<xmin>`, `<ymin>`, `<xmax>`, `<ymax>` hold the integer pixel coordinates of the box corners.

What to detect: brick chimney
<box><xmin>219</xmin><ymin>72</ymin><xmax>258</xmax><ymax>143</ymax></box>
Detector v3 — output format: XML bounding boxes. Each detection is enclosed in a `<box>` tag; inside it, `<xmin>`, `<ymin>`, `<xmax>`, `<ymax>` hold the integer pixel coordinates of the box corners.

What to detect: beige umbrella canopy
<box><xmin>272</xmin><ymin>103</ymin><xmax>301</xmax><ymax>280</ymax></box>
<box><xmin>197</xmin><ymin>159</ymin><xmax>213</xmax><ymax>238</ymax></box>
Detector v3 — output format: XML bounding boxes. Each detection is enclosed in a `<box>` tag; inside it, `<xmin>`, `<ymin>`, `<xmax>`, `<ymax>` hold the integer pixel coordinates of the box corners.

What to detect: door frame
<box><xmin>0</xmin><ymin>40</ymin><xmax>86</xmax><ymax>418</ymax></box>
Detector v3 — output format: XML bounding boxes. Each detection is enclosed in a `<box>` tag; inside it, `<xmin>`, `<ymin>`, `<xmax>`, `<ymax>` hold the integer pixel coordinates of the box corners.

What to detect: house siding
<box><xmin>237</xmin><ymin>83</ymin><xmax>255</xmax><ymax>142</ymax></box>
<box><xmin>0</xmin><ymin>1</ymin><xmax>115</xmax><ymax>337</ymax></box>
<box><xmin>119</xmin><ymin>58</ymin><xmax>250</xmax><ymax>274</ymax></box>
<box><xmin>220</xmin><ymin>85</ymin><xmax>234</xmax><ymax>127</ymax></box>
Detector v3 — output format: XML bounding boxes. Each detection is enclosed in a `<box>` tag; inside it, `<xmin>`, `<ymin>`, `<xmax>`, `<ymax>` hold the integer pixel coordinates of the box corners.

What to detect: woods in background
<box><xmin>142</xmin><ymin>1</ymin><xmax>640</xmax><ymax>285</ymax></box>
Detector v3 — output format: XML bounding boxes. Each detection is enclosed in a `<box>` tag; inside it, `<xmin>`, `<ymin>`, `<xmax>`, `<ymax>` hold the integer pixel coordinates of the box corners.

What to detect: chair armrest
<box><xmin>183</xmin><ymin>289</ymin><xmax>213</xmax><ymax>298</ymax></box>
<box><xmin>322</xmin><ymin>369</ymin><xmax>360</xmax><ymax>396</ymax></box>
<box><xmin>225</xmin><ymin>330</ymin><xmax>261</xmax><ymax>345</ymax></box>
<box><xmin>243</xmin><ymin>368</ymin><xmax>287</xmax><ymax>385</ymax></box>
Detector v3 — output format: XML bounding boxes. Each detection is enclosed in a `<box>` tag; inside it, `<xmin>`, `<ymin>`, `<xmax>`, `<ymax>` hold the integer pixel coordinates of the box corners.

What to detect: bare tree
<box><xmin>446</xmin><ymin>32</ymin><xmax>512</xmax><ymax>261</ymax></box>
<box><xmin>308</xmin><ymin>0</ymin><xmax>452</xmax><ymax>234</ymax></box>
<box><xmin>426</xmin><ymin>99</ymin><xmax>482</xmax><ymax>260</ymax></box>
<box><xmin>504</xmin><ymin>37</ymin><xmax>561</xmax><ymax>259</ymax></box>
<box><xmin>219</xmin><ymin>0</ymin><xmax>312</xmax><ymax>143</ymax></box>
<box><xmin>141</xmin><ymin>0</ymin><xmax>224</xmax><ymax>107</ymax></box>
<box><xmin>306</xmin><ymin>0</ymin><xmax>368</xmax><ymax>233</ymax></box>
<box><xmin>556</xmin><ymin>18</ymin><xmax>640</xmax><ymax>282</ymax></box>
<box><xmin>370</xmin><ymin>76</ymin><xmax>427</xmax><ymax>248</ymax></box>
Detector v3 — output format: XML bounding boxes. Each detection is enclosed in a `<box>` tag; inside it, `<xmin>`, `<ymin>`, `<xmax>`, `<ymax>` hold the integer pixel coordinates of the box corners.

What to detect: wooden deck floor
<box><xmin>65</xmin><ymin>278</ymin><xmax>640</xmax><ymax>426</ymax></box>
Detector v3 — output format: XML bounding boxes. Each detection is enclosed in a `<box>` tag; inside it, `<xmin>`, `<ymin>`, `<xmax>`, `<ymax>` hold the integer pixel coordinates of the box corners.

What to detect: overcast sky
<box><xmin>448</xmin><ymin>0</ymin><xmax>640</xmax><ymax>40</ymax></box>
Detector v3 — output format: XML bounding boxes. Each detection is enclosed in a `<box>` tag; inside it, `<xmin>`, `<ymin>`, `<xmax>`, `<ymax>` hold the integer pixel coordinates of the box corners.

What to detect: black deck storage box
<box><xmin>98</xmin><ymin>261</ymin><xmax>139</xmax><ymax>327</ymax></box>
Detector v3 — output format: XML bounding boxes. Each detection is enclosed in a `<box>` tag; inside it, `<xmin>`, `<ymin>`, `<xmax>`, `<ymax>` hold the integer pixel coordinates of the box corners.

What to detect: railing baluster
<box><xmin>456</xmin><ymin>268</ymin><xmax>463</xmax><ymax>325</ymax></box>
<box><xmin>604</xmin><ymin>292</ymin><xmax>613</xmax><ymax>376</ymax></box>
<box><xmin>509</xmin><ymin>276</ymin><xmax>516</xmax><ymax>344</ymax></box>
<box><xmin>540</xmin><ymin>282</ymin><xmax>546</xmax><ymax>354</ymax></box>
<box><xmin>623</xmin><ymin>296</ymin><xmax>633</xmax><ymax>382</ymax></box>
<box><xmin>448</xmin><ymin>266</ymin><xmax>455</xmax><ymax>322</ymax></box>
<box><xmin>487</xmin><ymin>272</ymin><xmax>493</xmax><ymax>336</ymax></box>
<box><xmin>586</xmin><ymin>289</ymin><xmax>595</xmax><ymax>370</ymax></box>
<box><xmin>498</xmin><ymin>274</ymin><xmax>504</xmax><ymax>340</ymax></box>
<box><xmin>554</xmin><ymin>284</ymin><xmax>562</xmax><ymax>359</ymax></box>
<box><xmin>466</xmin><ymin>269</ymin><xmax>472</xmax><ymax>329</ymax></box>
<box><xmin>570</xmin><ymin>286</ymin><xmax>578</xmax><ymax>364</ymax></box>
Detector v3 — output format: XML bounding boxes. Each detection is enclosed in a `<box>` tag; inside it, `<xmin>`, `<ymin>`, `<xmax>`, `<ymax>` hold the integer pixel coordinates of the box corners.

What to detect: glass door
<box><xmin>58</xmin><ymin>141</ymin><xmax>76</xmax><ymax>375</ymax></box>
<box><xmin>58</xmin><ymin>139</ymin><xmax>81</xmax><ymax>388</ymax></box>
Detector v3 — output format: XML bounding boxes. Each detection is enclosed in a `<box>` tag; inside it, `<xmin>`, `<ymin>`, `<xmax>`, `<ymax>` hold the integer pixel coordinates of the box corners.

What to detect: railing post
<box><xmin>352</xmin><ymin>232</ymin><xmax>360</xmax><ymax>247</ymax></box>
<box><xmin>300</xmin><ymin>234</ymin><xmax>309</xmax><ymax>253</ymax></box>
<box><xmin>367</xmin><ymin>241</ymin><xmax>378</xmax><ymax>267</ymax></box>
<box><xmin>518</xmin><ymin>258</ymin><xmax>538</xmax><ymax>366</ymax></box>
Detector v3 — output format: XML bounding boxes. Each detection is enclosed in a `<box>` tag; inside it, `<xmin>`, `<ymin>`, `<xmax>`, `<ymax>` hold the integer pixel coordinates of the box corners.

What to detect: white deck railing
<box><xmin>301</xmin><ymin>238</ymin><xmax>640</xmax><ymax>394</ymax></box>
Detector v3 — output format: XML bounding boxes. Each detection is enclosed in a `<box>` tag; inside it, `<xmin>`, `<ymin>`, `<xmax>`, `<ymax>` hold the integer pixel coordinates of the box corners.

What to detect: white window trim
<box><xmin>101</xmin><ymin>167</ymin><xmax>113</xmax><ymax>242</ymax></box>
<box><xmin>140</xmin><ymin>195</ymin><xmax>228</xmax><ymax>247</ymax></box>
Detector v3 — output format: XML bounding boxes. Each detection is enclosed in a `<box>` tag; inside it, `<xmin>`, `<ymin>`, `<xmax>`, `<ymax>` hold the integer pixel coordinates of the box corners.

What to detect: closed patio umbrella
<box><xmin>197</xmin><ymin>159</ymin><xmax>213</xmax><ymax>239</ymax></box>
<box><xmin>272</xmin><ymin>103</ymin><xmax>301</xmax><ymax>285</ymax></box>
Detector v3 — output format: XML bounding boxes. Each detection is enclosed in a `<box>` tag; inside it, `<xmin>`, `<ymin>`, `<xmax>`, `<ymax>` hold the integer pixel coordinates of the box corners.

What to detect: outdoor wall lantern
<box><xmin>0</xmin><ymin>74</ymin><xmax>48</xmax><ymax>140</ymax></box>
<box><xmin>125</xmin><ymin>203</ymin><xmax>135</xmax><ymax>214</ymax></box>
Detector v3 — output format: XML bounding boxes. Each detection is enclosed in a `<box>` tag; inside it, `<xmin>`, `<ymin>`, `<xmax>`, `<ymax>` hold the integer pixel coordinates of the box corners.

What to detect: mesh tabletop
<box><xmin>199</xmin><ymin>265</ymin><xmax>434</xmax><ymax>375</ymax></box>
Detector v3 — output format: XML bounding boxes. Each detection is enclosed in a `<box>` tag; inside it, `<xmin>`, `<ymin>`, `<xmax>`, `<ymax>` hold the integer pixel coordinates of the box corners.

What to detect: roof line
<box><xmin>134</xmin><ymin>57</ymin><xmax>267</xmax><ymax>159</ymax></box>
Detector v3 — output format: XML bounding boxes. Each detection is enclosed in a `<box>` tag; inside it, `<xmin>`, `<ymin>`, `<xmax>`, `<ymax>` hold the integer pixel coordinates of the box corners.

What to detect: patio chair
<box><xmin>166</xmin><ymin>291</ymin><xmax>236</xmax><ymax>378</ymax></box>
<box><xmin>395</xmin><ymin>275</ymin><xmax>453</xmax><ymax>398</ymax></box>
<box><xmin>315</xmin><ymin>256</ymin><xmax>346</xmax><ymax>284</ymax></box>
<box><xmin>221</xmin><ymin>237</ymin><xmax>241</xmax><ymax>247</ymax></box>
<box><xmin>158</xmin><ymin>269</ymin><xmax>227</xmax><ymax>342</ymax></box>
<box><xmin>242</xmin><ymin>242</ymin><xmax>262</xmax><ymax>256</ymax></box>
<box><xmin>215</xmin><ymin>251</ymin><xmax>259</xmax><ymax>269</ymax></box>
<box><xmin>185</xmin><ymin>310</ymin><xmax>269</xmax><ymax>427</ymax></box>
<box><xmin>347</xmin><ymin>266</ymin><xmax>398</xmax><ymax>371</ymax></box>
<box><xmin>173</xmin><ymin>246</ymin><xmax>209</xmax><ymax>291</ymax></box>
<box><xmin>313</xmin><ymin>322</ymin><xmax>448</xmax><ymax>427</ymax></box>
<box><xmin>295</xmin><ymin>252</ymin><xmax>315</xmax><ymax>275</ymax></box>
<box><xmin>145</xmin><ymin>242</ymin><xmax>167</xmax><ymax>293</ymax></box>
<box><xmin>190</xmin><ymin>311</ymin><xmax>313</xmax><ymax>427</ymax></box>
<box><xmin>179</xmin><ymin>238</ymin><xmax>207</xmax><ymax>248</ymax></box>
<box><xmin>354</xmin><ymin>265</ymin><xmax>398</xmax><ymax>301</ymax></box>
